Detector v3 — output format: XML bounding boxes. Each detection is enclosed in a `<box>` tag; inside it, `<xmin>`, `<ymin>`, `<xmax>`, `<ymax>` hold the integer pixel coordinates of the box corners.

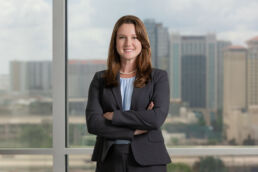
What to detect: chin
<box><xmin>122</xmin><ymin>56</ymin><xmax>137</xmax><ymax>61</ymax></box>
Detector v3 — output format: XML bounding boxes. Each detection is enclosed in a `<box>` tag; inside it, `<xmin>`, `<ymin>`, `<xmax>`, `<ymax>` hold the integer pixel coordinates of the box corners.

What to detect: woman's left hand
<box><xmin>103</xmin><ymin>112</ymin><xmax>114</xmax><ymax>120</ymax></box>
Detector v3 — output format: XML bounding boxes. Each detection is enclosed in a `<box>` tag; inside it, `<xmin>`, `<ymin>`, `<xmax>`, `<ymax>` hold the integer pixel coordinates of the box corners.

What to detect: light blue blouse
<box><xmin>114</xmin><ymin>76</ymin><xmax>135</xmax><ymax>144</ymax></box>
<box><xmin>120</xmin><ymin>77</ymin><xmax>135</xmax><ymax>111</ymax></box>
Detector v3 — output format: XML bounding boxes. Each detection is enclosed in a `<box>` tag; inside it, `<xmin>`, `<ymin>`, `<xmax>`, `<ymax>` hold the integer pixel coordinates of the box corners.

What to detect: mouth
<box><xmin>124</xmin><ymin>49</ymin><xmax>134</xmax><ymax>52</ymax></box>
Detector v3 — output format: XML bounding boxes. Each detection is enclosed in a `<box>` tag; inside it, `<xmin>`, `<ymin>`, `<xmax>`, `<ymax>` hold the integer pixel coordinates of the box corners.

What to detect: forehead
<box><xmin>117</xmin><ymin>23</ymin><xmax>136</xmax><ymax>35</ymax></box>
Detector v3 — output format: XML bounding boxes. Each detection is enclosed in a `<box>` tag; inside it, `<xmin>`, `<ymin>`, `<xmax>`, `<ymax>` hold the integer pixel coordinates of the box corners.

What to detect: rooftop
<box><xmin>246</xmin><ymin>36</ymin><xmax>258</xmax><ymax>44</ymax></box>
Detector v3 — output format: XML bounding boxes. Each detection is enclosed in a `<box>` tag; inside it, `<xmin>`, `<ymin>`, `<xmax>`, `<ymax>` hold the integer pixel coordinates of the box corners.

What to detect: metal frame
<box><xmin>1</xmin><ymin>0</ymin><xmax>258</xmax><ymax>172</ymax></box>
<box><xmin>1</xmin><ymin>147</ymin><xmax>258</xmax><ymax>156</ymax></box>
<box><xmin>52</xmin><ymin>0</ymin><xmax>67</xmax><ymax>171</ymax></box>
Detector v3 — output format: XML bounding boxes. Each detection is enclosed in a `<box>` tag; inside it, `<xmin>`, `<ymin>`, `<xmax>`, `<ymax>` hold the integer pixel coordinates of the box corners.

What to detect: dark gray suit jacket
<box><xmin>86</xmin><ymin>68</ymin><xmax>171</xmax><ymax>166</ymax></box>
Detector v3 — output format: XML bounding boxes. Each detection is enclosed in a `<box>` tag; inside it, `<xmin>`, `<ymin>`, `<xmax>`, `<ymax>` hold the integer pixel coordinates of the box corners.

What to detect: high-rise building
<box><xmin>0</xmin><ymin>74</ymin><xmax>9</xmax><ymax>92</ymax></box>
<box><xmin>223</xmin><ymin>46</ymin><xmax>247</xmax><ymax>112</ymax></box>
<box><xmin>246</xmin><ymin>36</ymin><xmax>258</xmax><ymax>106</ymax></box>
<box><xmin>144</xmin><ymin>19</ymin><xmax>169</xmax><ymax>72</ymax></box>
<box><xmin>10</xmin><ymin>61</ymin><xmax>52</xmax><ymax>96</ymax></box>
<box><xmin>170</xmin><ymin>33</ymin><xmax>181</xmax><ymax>100</ymax></box>
<box><xmin>10</xmin><ymin>61</ymin><xmax>26</xmax><ymax>93</ymax></box>
<box><xmin>68</xmin><ymin>60</ymin><xmax>106</xmax><ymax>98</ymax></box>
<box><xmin>217</xmin><ymin>41</ymin><xmax>232</xmax><ymax>110</ymax></box>
<box><xmin>10</xmin><ymin>60</ymin><xmax>106</xmax><ymax>97</ymax></box>
<box><xmin>26</xmin><ymin>61</ymin><xmax>52</xmax><ymax>94</ymax></box>
<box><xmin>170</xmin><ymin>33</ymin><xmax>218</xmax><ymax>110</ymax></box>
<box><xmin>222</xmin><ymin>46</ymin><xmax>258</xmax><ymax>144</ymax></box>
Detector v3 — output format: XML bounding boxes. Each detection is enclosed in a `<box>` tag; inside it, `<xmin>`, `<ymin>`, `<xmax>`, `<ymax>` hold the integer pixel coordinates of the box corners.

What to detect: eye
<box><xmin>132</xmin><ymin>36</ymin><xmax>138</xmax><ymax>39</ymax></box>
<box><xmin>118</xmin><ymin>36</ymin><xmax>125</xmax><ymax>39</ymax></box>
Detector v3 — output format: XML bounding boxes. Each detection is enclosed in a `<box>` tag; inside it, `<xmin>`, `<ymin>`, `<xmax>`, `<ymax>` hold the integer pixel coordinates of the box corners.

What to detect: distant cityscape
<box><xmin>0</xmin><ymin>19</ymin><xmax>258</xmax><ymax>149</ymax></box>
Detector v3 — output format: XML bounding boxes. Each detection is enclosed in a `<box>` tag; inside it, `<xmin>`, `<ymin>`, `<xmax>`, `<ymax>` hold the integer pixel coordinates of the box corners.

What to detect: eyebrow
<box><xmin>117</xmin><ymin>34</ymin><xmax>137</xmax><ymax>36</ymax></box>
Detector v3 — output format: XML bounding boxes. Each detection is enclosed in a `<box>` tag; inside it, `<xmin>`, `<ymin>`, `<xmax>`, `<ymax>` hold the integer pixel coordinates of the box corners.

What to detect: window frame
<box><xmin>1</xmin><ymin>0</ymin><xmax>258</xmax><ymax>171</ymax></box>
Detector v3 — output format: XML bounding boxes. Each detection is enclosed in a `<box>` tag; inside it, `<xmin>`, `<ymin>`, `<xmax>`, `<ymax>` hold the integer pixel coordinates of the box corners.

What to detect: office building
<box><xmin>144</xmin><ymin>19</ymin><xmax>169</xmax><ymax>72</ymax></box>
<box><xmin>217</xmin><ymin>41</ymin><xmax>232</xmax><ymax>110</ymax></box>
<box><xmin>247</xmin><ymin>36</ymin><xmax>258</xmax><ymax>106</ymax></box>
<box><xmin>10</xmin><ymin>60</ymin><xmax>52</xmax><ymax>96</ymax></box>
<box><xmin>68</xmin><ymin>59</ymin><xmax>106</xmax><ymax>98</ymax></box>
<box><xmin>223</xmin><ymin>45</ymin><xmax>247</xmax><ymax>111</ymax></box>
<box><xmin>170</xmin><ymin>33</ymin><xmax>218</xmax><ymax>110</ymax></box>
<box><xmin>223</xmin><ymin>46</ymin><xmax>248</xmax><ymax>143</ymax></box>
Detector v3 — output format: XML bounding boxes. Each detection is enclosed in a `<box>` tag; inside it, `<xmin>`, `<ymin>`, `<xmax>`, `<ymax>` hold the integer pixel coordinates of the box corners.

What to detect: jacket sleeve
<box><xmin>85</xmin><ymin>72</ymin><xmax>134</xmax><ymax>140</ymax></box>
<box><xmin>112</xmin><ymin>70</ymin><xmax>170</xmax><ymax>130</ymax></box>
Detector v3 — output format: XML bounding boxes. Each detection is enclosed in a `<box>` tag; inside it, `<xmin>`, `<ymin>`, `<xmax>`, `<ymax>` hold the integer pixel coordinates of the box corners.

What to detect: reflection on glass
<box><xmin>68</xmin><ymin>0</ymin><xmax>258</xmax><ymax>147</ymax></box>
<box><xmin>0</xmin><ymin>0</ymin><xmax>52</xmax><ymax>148</ymax></box>
<box><xmin>0</xmin><ymin>155</ymin><xmax>52</xmax><ymax>172</ymax></box>
<box><xmin>69</xmin><ymin>155</ymin><xmax>258</xmax><ymax>172</ymax></box>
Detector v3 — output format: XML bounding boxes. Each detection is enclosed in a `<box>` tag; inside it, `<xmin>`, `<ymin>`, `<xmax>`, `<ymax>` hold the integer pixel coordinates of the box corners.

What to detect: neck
<box><xmin>120</xmin><ymin>59</ymin><xmax>136</xmax><ymax>74</ymax></box>
<box><xmin>120</xmin><ymin>69</ymin><xmax>137</xmax><ymax>75</ymax></box>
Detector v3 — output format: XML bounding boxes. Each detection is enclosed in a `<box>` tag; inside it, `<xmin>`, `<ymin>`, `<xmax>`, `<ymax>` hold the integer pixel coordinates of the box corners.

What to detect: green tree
<box><xmin>193</xmin><ymin>156</ymin><xmax>227</xmax><ymax>172</ymax></box>
<box><xmin>228</xmin><ymin>138</ymin><xmax>237</xmax><ymax>145</ymax></box>
<box><xmin>20</xmin><ymin>124</ymin><xmax>52</xmax><ymax>148</ymax></box>
<box><xmin>243</xmin><ymin>135</ymin><xmax>255</xmax><ymax>145</ymax></box>
<box><xmin>83</xmin><ymin>135</ymin><xmax>96</xmax><ymax>146</ymax></box>
<box><xmin>167</xmin><ymin>163</ymin><xmax>192</xmax><ymax>172</ymax></box>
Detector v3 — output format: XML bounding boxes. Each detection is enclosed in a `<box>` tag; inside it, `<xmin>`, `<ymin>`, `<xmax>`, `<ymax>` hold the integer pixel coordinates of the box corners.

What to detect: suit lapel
<box><xmin>111</xmin><ymin>73</ymin><xmax>123</xmax><ymax>110</ymax></box>
<box><xmin>130</xmin><ymin>86</ymin><xmax>139</xmax><ymax>110</ymax></box>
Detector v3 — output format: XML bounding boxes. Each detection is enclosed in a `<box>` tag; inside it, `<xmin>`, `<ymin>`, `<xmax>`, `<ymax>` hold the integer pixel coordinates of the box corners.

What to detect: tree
<box><xmin>193</xmin><ymin>156</ymin><xmax>227</xmax><ymax>172</ymax></box>
<box><xmin>228</xmin><ymin>138</ymin><xmax>237</xmax><ymax>145</ymax></box>
<box><xmin>167</xmin><ymin>162</ymin><xmax>192</xmax><ymax>172</ymax></box>
<box><xmin>20</xmin><ymin>124</ymin><xmax>52</xmax><ymax>148</ymax></box>
<box><xmin>243</xmin><ymin>135</ymin><xmax>255</xmax><ymax>145</ymax></box>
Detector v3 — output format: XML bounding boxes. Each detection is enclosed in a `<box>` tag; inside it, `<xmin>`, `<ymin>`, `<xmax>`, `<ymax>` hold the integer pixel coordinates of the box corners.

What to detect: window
<box><xmin>1</xmin><ymin>0</ymin><xmax>258</xmax><ymax>171</ymax></box>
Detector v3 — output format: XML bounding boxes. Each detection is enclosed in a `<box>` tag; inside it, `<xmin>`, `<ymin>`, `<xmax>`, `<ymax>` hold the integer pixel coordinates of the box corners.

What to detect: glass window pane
<box><xmin>0</xmin><ymin>155</ymin><xmax>52</xmax><ymax>172</ymax></box>
<box><xmin>0</xmin><ymin>0</ymin><xmax>52</xmax><ymax>148</ymax></box>
<box><xmin>69</xmin><ymin>155</ymin><xmax>96</xmax><ymax>172</ymax></box>
<box><xmin>68</xmin><ymin>0</ymin><xmax>258</xmax><ymax>147</ymax></box>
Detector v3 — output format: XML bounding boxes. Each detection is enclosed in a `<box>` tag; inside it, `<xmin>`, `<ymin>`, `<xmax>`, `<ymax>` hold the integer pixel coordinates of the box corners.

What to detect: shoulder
<box><xmin>93</xmin><ymin>70</ymin><xmax>106</xmax><ymax>80</ymax></box>
<box><xmin>151</xmin><ymin>68</ymin><xmax>168</xmax><ymax>82</ymax></box>
<box><xmin>91</xmin><ymin>70</ymin><xmax>107</xmax><ymax>87</ymax></box>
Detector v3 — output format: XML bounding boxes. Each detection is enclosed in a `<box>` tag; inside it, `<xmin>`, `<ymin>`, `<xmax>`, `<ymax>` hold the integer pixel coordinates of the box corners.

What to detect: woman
<box><xmin>86</xmin><ymin>15</ymin><xmax>171</xmax><ymax>172</ymax></box>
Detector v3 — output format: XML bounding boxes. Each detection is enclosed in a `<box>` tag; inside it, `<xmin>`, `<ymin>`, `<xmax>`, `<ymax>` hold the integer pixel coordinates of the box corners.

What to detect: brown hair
<box><xmin>104</xmin><ymin>15</ymin><xmax>152</xmax><ymax>88</ymax></box>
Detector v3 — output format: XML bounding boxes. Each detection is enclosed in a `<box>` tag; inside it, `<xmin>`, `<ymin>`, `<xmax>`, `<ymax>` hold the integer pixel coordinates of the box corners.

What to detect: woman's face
<box><xmin>116</xmin><ymin>23</ymin><xmax>142</xmax><ymax>62</ymax></box>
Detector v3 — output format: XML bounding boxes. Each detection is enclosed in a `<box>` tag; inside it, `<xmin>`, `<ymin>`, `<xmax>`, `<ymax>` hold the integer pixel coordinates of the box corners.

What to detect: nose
<box><xmin>125</xmin><ymin>37</ymin><xmax>132</xmax><ymax>46</ymax></box>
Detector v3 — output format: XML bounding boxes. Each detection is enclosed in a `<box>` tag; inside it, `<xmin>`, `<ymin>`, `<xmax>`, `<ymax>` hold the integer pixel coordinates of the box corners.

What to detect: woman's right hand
<box><xmin>134</xmin><ymin>101</ymin><xmax>154</xmax><ymax>135</ymax></box>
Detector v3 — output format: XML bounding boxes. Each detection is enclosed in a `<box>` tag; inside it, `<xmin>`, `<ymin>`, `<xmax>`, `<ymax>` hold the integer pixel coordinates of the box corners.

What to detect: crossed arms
<box><xmin>85</xmin><ymin>70</ymin><xmax>169</xmax><ymax>140</ymax></box>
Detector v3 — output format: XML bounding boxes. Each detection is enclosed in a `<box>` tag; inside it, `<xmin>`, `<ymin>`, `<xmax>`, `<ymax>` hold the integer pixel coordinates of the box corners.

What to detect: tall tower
<box><xmin>68</xmin><ymin>60</ymin><xmax>106</xmax><ymax>98</ymax></box>
<box><xmin>223</xmin><ymin>46</ymin><xmax>248</xmax><ymax>143</ymax></box>
<box><xmin>217</xmin><ymin>41</ymin><xmax>232</xmax><ymax>110</ymax></box>
<box><xmin>170</xmin><ymin>34</ymin><xmax>218</xmax><ymax>110</ymax></box>
<box><xmin>223</xmin><ymin>46</ymin><xmax>247</xmax><ymax>112</ymax></box>
<box><xmin>144</xmin><ymin>19</ymin><xmax>169</xmax><ymax>72</ymax></box>
<box><xmin>9</xmin><ymin>60</ymin><xmax>52</xmax><ymax>96</ymax></box>
<box><xmin>246</xmin><ymin>36</ymin><xmax>258</xmax><ymax>106</ymax></box>
<box><xmin>170</xmin><ymin>33</ymin><xmax>181</xmax><ymax>100</ymax></box>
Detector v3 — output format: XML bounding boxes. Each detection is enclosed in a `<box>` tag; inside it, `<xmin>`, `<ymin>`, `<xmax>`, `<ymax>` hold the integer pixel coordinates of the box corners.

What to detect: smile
<box><xmin>124</xmin><ymin>49</ymin><xmax>134</xmax><ymax>52</ymax></box>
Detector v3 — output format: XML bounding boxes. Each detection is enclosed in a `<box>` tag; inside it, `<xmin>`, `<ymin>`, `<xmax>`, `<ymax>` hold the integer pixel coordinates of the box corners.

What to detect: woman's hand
<box><xmin>147</xmin><ymin>101</ymin><xmax>154</xmax><ymax>110</ymax></box>
<box><xmin>134</xmin><ymin>129</ymin><xmax>147</xmax><ymax>135</ymax></box>
<box><xmin>103</xmin><ymin>112</ymin><xmax>114</xmax><ymax>120</ymax></box>
<box><xmin>134</xmin><ymin>101</ymin><xmax>154</xmax><ymax>135</ymax></box>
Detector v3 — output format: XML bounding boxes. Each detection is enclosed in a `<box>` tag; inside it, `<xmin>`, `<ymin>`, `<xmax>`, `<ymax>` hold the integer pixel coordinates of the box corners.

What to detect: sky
<box><xmin>0</xmin><ymin>0</ymin><xmax>258</xmax><ymax>74</ymax></box>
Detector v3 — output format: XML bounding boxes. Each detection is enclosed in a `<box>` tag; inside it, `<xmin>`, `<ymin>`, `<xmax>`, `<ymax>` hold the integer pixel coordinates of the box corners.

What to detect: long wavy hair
<box><xmin>104</xmin><ymin>15</ymin><xmax>152</xmax><ymax>88</ymax></box>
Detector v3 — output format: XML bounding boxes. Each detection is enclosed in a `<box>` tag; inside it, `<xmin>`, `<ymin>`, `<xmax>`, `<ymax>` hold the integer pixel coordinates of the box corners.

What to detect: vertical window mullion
<box><xmin>53</xmin><ymin>0</ymin><xmax>67</xmax><ymax>171</ymax></box>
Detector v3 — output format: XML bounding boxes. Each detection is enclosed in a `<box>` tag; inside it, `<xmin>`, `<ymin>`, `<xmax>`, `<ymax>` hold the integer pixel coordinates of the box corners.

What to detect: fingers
<box><xmin>134</xmin><ymin>129</ymin><xmax>148</xmax><ymax>135</ymax></box>
<box><xmin>103</xmin><ymin>112</ymin><xmax>113</xmax><ymax>120</ymax></box>
<box><xmin>147</xmin><ymin>101</ymin><xmax>154</xmax><ymax>110</ymax></box>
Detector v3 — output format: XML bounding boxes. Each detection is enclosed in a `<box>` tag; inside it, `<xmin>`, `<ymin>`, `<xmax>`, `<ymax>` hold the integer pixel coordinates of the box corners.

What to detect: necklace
<box><xmin>119</xmin><ymin>69</ymin><xmax>137</xmax><ymax>75</ymax></box>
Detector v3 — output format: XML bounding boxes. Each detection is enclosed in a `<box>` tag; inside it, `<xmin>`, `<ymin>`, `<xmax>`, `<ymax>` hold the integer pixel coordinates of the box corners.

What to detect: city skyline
<box><xmin>1</xmin><ymin>0</ymin><xmax>258</xmax><ymax>74</ymax></box>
